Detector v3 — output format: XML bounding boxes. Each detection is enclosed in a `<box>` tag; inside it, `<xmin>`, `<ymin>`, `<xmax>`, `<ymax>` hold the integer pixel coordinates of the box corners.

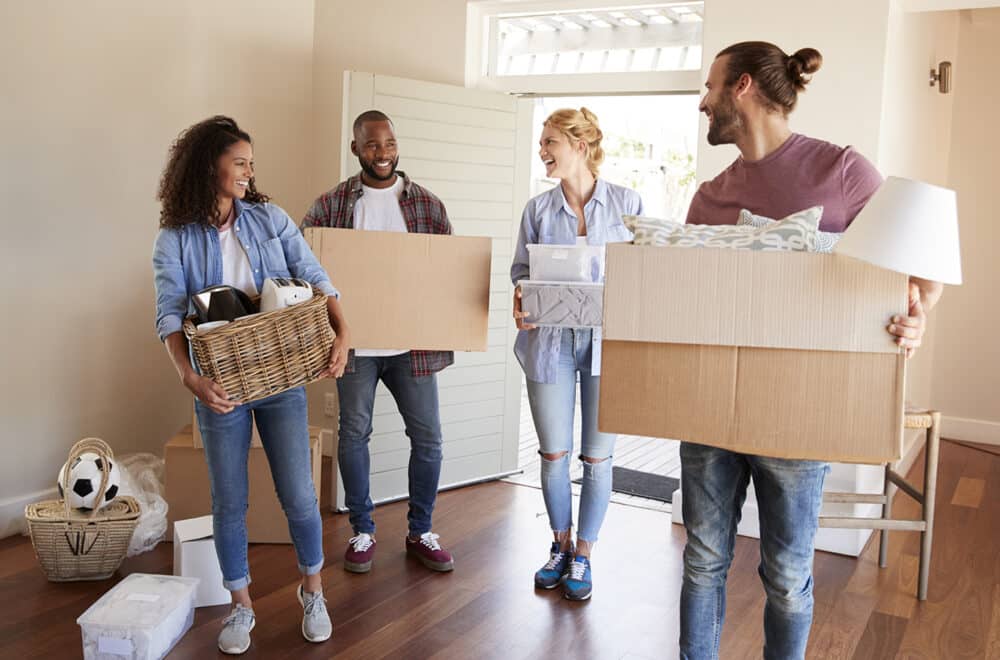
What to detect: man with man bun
<box><xmin>680</xmin><ymin>42</ymin><xmax>942</xmax><ymax>659</ymax></box>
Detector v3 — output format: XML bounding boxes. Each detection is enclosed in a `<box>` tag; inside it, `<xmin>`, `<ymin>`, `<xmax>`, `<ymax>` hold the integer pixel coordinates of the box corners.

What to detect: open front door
<box><xmin>335</xmin><ymin>71</ymin><xmax>532</xmax><ymax>506</ymax></box>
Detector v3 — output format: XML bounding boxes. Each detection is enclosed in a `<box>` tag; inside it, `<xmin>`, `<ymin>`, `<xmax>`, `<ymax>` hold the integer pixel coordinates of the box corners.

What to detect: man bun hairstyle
<box><xmin>544</xmin><ymin>107</ymin><xmax>605</xmax><ymax>177</ymax></box>
<box><xmin>717</xmin><ymin>41</ymin><xmax>823</xmax><ymax>116</ymax></box>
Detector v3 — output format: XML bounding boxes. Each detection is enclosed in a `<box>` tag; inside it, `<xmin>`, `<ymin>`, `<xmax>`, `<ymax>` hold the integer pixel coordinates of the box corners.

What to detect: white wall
<box><xmin>0</xmin><ymin>0</ymin><xmax>316</xmax><ymax>534</ymax></box>
<box><xmin>877</xmin><ymin>7</ymin><xmax>960</xmax><ymax>464</ymax></box>
<box><xmin>933</xmin><ymin>8</ymin><xmax>1000</xmax><ymax>444</ymax></box>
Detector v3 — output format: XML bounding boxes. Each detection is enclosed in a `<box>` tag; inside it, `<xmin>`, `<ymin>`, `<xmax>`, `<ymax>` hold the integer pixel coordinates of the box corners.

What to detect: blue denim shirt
<box><xmin>511</xmin><ymin>179</ymin><xmax>643</xmax><ymax>383</ymax></box>
<box><xmin>152</xmin><ymin>199</ymin><xmax>338</xmax><ymax>342</ymax></box>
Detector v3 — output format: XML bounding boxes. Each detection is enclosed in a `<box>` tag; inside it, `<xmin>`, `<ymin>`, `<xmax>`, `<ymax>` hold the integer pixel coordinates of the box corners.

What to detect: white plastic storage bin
<box><xmin>527</xmin><ymin>244</ymin><xmax>606</xmax><ymax>283</ymax></box>
<box><xmin>77</xmin><ymin>573</ymin><xmax>199</xmax><ymax>660</ymax></box>
<box><xmin>519</xmin><ymin>280</ymin><xmax>604</xmax><ymax>328</ymax></box>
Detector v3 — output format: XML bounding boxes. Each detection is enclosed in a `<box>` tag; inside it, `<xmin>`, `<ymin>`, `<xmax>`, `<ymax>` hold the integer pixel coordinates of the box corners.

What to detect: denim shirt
<box><xmin>152</xmin><ymin>199</ymin><xmax>338</xmax><ymax>342</ymax></box>
<box><xmin>511</xmin><ymin>179</ymin><xmax>643</xmax><ymax>384</ymax></box>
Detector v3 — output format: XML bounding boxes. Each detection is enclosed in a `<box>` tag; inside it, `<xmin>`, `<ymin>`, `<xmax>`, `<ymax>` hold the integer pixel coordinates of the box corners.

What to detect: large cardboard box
<box><xmin>304</xmin><ymin>227</ymin><xmax>491</xmax><ymax>351</ymax></box>
<box><xmin>599</xmin><ymin>246</ymin><xmax>909</xmax><ymax>463</ymax></box>
<box><xmin>165</xmin><ymin>425</ymin><xmax>321</xmax><ymax>544</ymax></box>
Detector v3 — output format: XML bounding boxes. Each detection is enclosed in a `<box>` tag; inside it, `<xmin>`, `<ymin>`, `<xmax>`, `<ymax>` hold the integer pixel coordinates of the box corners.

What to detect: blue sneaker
<box><xmin>534</xmin><ymin>542</ymin><xmax>572</xmax><ymax>589</ymax></box>
<box><xmin>563</xmin><ymin>555</ymin><xmax>593</xmax><ymax>600</ymax></box>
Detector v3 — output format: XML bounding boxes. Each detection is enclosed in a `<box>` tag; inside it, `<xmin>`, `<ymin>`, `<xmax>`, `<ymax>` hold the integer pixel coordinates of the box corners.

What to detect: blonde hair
<box><xmin>544</xmin><ymin>107</ymin><xmax>604</xmax><ymax>178</ymax></box>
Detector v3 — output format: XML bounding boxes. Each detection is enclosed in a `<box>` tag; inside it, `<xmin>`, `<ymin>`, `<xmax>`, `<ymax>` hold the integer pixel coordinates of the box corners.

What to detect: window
<box><xmin>494</xmin><ymin>4</ymin><xmax>704</xmax><ymax>77</ymax></box>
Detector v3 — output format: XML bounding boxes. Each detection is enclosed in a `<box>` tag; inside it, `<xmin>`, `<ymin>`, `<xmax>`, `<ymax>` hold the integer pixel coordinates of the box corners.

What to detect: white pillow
<box><xmin>737</xmin><ymin>207</ymin><xmax>840</xmax><ymax>253</ymax></box>
<box><xmin>623</xmin><ymin>206</ymin><xmax>821</xmax><ymax>251</ymax></box>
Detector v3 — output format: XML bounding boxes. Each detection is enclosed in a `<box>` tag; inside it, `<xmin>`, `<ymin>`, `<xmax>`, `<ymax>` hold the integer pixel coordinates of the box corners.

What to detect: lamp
<box><xmin>834</xmin><ymin>176</ymin><xmax>962</xmax><ymax>285</ymax></box>
<box><xmin>929</xmin><ymin>61</ymin><xmax>952</xmax><ymax>93</ymax></box>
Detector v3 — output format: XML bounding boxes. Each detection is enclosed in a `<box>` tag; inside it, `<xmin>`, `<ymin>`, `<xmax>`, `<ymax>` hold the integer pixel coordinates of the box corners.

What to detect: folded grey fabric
<box><xmin>521</xmin><ymin>282</ymin><xmax>603</xmax><ymax>328</ymax></box>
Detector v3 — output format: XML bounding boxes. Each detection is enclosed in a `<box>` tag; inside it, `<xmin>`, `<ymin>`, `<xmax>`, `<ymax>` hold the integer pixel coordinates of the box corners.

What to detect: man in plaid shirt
<box><xmin>301</xmin><ymin>110</ymin><xmax>455</xmax><ymax>575</ymax></box>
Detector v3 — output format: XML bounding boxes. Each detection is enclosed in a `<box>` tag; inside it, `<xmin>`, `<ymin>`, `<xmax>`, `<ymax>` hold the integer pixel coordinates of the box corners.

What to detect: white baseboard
<box><xmin>942</xmin><ymin>416</ymin><xmax>1000</xmax><ymax>446</ymax></box>
<box><xmin>0</xmin><ymin>486</ymin><xmax>59</xmax><ymax>539</ymax></box>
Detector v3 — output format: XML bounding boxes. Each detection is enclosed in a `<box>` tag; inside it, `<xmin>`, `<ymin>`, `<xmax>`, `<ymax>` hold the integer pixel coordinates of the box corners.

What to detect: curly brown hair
<box><xmin>157</xmin><ymin>116</ymin><xmax>269</xmax><ymax>228</ymax></box>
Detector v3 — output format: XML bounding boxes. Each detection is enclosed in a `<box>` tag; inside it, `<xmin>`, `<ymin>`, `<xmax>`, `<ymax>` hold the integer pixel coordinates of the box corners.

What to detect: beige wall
<box><xmin>932</xmin><ymin>8</ymin><xmax>1000</xmax><ymax>441</ymax></box>
<box><xmin>877</xmin><ymin>8</ymin><xmax>960</xmax><ymax>415</ymax></box>
<box><xmin>0</xmin><ymin>0</ymin><xmax>315</xmax><ymax>524</ymax></box>
<box><xmin>311</xmin><ymin>0</ymin><xmax>469</xmax><ymax>191</ymax></box>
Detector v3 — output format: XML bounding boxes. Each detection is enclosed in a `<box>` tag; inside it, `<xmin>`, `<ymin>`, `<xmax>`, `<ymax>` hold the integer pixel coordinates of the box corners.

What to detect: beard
<box><xmin>359</xmin><ymin>154</ymin><xmax>399</xmax><ymax>182</ymax></box>
<box><xmin>706</xmin><ymin>94</ymin><xmax>743</xmax><ymax>146</ymax></box>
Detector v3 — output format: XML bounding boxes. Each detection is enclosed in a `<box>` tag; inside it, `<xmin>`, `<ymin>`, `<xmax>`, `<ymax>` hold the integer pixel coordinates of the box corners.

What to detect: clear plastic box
<box><xmin>527</xmin><ymin>244</ymin><xmax>606</xmax><ymax>283</ymax></box>
<box><xmin>519</xmin><ymin>280</ymin><xmax>604</xmax><ymax>328</ymax></box>
<box><xmin>77</xmin><ymin>573</ymin><xmax>199</xmax><ymax>660</ymax></box>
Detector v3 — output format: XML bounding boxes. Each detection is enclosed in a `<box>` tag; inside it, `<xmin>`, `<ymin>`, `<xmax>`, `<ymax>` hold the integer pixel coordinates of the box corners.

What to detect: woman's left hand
<box><xmin>887</xmin><ymin>281</ymin><xmax>925</xmax><ymax>358</ymax></box>
<box><xmin>321</xmin><ymin>330</ymin><xmax>351</xmax><ymax>379</ymax></box>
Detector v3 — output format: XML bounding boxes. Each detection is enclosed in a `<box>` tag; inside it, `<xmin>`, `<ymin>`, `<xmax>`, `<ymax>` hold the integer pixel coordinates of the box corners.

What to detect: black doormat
<box><xmin>572</xmin><ymin>466</ymin><xmax>680</xmax><ymax>503</ymax></box>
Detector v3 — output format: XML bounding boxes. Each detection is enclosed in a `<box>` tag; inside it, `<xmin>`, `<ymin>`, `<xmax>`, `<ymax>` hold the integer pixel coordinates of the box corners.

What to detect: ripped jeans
<box><xmin>525</xmin><ymin>329</ymin><xmax>616</xmax><ymax>542</ymax></box>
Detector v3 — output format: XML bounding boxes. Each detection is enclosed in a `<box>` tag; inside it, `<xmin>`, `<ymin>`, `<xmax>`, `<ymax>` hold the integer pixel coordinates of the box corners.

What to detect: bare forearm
<box><xmin>163</xmin><ymin>331</ymin><xmax>196</xmax><ymax>385</ymax></box>
<box><xmin>910</xmin><ymin>276</ymin><xmax>943</xmax><ymax>313</ymax></box>
<box><xmin>326</xmin><ymin>296</ymin><xmax>350</xmax><ymax>338</ymax></box>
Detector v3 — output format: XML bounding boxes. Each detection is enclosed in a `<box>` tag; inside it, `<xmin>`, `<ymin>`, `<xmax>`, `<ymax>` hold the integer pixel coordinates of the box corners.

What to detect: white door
<box><xmin>334</xmin><ymin>72</ymin><xmax>532</xmax><ymax>507</ymax></box>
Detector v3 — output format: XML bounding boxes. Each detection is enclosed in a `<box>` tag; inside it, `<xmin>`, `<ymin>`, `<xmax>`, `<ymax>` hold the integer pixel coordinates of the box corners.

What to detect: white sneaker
<box><xmin>218</xmin><ymin>604</ymin><xmax>255</xmax><ymax>654</ymax></box>
<box><xmin>297</xmin><ymin>584</ymin><xmax>332</xmax><ymax>643</ymax></box>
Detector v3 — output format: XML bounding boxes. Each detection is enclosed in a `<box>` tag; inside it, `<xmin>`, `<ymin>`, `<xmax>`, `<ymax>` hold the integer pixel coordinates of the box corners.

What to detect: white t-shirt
<box><xmin>219</xmin><ymin>223</ymin><xmax>258</xmax><ymax>297</ymax></box>
<box><xmin>353</xmin><ymin>178</ymin><xmax>408</xmax><ymax>357</ymax></box>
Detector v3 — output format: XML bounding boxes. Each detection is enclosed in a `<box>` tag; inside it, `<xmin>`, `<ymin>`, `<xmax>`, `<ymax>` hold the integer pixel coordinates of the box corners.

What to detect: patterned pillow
<box><xmin>737</xmin><ymin>208</ymin><xmax>840</xmax><ymax>253</ymax></box>
<box><xmin>623</xmin><ymin>206</ymin><xmax>821</xmax><ymax>252</ymax></box>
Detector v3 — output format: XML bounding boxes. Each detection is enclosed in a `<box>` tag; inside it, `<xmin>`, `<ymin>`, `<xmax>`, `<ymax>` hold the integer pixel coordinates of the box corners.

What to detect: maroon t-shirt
<box><xmin>685</xmin><ymin>133</ymin><xmax>883</xmax><ymax>232</ymax></box>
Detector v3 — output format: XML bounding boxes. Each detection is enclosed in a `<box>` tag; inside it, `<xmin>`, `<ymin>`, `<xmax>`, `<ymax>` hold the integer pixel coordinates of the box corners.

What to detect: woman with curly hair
<box><xmin>152</xmin><ymin>116</ymin><xmax>350</xmax><ymax>654</ymax></box>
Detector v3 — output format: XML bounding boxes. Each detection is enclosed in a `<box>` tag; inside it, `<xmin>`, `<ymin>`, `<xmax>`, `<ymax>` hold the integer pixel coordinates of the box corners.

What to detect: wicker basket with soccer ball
<box><xmin>25</xmin><ymin>438</ymin><xmax>140</xmax><ymax>582</ymax></box>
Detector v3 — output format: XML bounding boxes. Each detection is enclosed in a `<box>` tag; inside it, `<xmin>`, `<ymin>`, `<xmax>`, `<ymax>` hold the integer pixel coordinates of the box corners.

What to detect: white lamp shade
<box><xmin>834</xmin><ymin>176</ymin><xmax>962</xmax><ymax>285</ymax></box>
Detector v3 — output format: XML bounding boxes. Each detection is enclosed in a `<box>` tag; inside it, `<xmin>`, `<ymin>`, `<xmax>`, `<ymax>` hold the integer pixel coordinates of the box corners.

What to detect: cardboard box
<box><xmin>192</xmin><ymin>408</ymin><xmax>261</xmax><ymax>449</ymax></box>
<box><xmin>599</xmin><ymin>246</ymin><xmax>909</xmax><ymax>463</ymax></box>
<box><xmin>304</xmin><ymin>227</ymin><xmax>491</xmax><ymax>351</ymax></box>
<box><xmin>165</xmin><ymin>425</ymin><xmax>321</xmax><ymax>544</ymax></box>
<box><xmin>172</xmin><ymin>516</ymin><xmax>231</xmax><ymax>608</ymax></box>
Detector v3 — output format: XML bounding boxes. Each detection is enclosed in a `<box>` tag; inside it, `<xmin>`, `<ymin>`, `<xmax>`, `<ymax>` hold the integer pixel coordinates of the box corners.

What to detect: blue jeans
<box><xmin>525</xmin><ymin>329</ymin><xmax>616</xmax><ymax>543</ymax></box>
<box><xmin>194</xmin><ymin>387</ymin><xmax>323</xmax><ymax>591</ymax></box>
<box><xmin>336</xmin><ymin>353</ymin><xmax>443</xmax><ymax>536</ymax></box>
<box><xmin>678</xmin><ymin>442</ymin><xmax>829</xmax><ymax>660</ymax></box>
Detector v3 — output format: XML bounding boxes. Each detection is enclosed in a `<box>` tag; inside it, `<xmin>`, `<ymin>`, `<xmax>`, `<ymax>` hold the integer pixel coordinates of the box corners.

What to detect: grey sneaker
<box><xmin>218</xmin><ymin>604</ymin><xmax>255</xmax><ymax>655</ymax></box>
<box><xmin>297</xmin><ymin>584</ymin><xmax>332</xmax><ymax>643</ymax></box>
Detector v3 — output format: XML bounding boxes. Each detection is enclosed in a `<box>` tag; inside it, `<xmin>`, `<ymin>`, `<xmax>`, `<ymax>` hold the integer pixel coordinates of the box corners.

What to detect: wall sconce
<box><xmin>929</xmin><ymin>61</ymin><xmax>952</xmax><ymax>93</ymax></box>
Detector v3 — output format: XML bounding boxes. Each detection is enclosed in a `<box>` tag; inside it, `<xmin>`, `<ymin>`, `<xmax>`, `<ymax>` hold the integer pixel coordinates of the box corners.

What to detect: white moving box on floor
<box><xmin>77</xmin><ymin>573</ymin><xmax>199</xmax><ymax>660</ymax></box>
<box><xmin>172</xmin><ymin>515</ymin><xmax>232</xmax><ymax>608</ymax></box>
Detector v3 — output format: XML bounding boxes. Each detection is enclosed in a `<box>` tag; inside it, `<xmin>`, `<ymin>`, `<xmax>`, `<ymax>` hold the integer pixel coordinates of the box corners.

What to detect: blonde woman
<box><xmin>510</xmin><ymin>108</ymin><xmax>644</xmax><ymax>600</ymax></box>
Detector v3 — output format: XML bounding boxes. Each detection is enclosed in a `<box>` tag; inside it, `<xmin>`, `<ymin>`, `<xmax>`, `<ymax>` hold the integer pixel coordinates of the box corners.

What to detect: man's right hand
<box><xmin>183</xmin><ymin>372</ymin><xmax>238</xmax><ymax>414</ymax></box>
<box><xmin>513</xmin><ymin>286</ymin><xmax>537</xmax><ymax>330</ymax></box>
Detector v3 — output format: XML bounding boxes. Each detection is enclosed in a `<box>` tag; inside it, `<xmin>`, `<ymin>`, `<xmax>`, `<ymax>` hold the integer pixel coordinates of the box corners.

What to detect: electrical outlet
<box><xmin>324</xmin><ymin>392</ymin><xmax>338</xmax><ymax>417</ymax></box>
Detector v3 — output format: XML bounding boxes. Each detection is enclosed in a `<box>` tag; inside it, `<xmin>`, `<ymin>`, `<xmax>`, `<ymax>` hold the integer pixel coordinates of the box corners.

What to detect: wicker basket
<box><xmin>25</xmin><ymin>438</ymin><xmax>140</xmax><ymax>582</ymax></box>
<box><xmin>183</xmin><ymin>288</ymin><xmax>334</xmax><ymax>404</ymax></box>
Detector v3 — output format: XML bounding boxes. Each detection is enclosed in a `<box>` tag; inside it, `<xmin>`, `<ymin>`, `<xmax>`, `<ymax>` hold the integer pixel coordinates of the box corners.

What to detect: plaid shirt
<box><xmin>302</xmin><ymin>171</ymin><xmax>455</xmax><ymax>377</ymax></box>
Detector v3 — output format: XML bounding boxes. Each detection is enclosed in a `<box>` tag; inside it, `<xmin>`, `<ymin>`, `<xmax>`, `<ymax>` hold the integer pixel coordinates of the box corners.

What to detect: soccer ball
<box><xmin>56</xmin><ymin>453</ymin><xmax>121</xmax><ymax>511</ymax></box>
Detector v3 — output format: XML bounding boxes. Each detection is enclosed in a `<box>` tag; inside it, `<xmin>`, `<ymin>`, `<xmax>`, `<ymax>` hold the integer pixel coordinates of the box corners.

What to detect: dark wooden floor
<box><xmin>1</xmin><ymin>440</ymin><xmax>997</xmax><ymax>659</ymax></box>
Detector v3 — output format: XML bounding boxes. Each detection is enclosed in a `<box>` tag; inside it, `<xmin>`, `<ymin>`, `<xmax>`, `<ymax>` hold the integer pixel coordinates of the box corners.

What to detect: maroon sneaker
<box><xmin>344</xmin><ymin>533</ymin><xmax>375</xmax><ymax>573</ymax></box>
<box><xmin>405</xmin><ymin>532</ymin><xmax>454</xmax><ymax>572</ymax></box>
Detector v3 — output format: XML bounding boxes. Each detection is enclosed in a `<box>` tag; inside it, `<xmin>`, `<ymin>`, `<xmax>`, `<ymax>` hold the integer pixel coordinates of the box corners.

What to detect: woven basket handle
<box><xmin>60</xmin><ymin>437</ymin><xmax>115</xmax><ymax>519</ymax></box>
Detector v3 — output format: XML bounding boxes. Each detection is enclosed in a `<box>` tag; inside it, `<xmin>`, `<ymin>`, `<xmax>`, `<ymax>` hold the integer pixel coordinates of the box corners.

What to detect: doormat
<box><xmin>572</xmin><ymin>466</ymin><xmax>679</xmax><ymax>503</ymax></box>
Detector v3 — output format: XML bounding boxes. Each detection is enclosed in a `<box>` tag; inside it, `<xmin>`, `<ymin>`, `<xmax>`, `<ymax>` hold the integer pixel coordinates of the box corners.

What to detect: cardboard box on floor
<box><xmin>304</xmin><ymin>227</ymin><xmax>491</xmax><ymax>351</ymax></box>
<box><xmin>165</xmin><ymin>425</ymin><xmax>321</xmax><ymax>544</ymax></box>
<box><xmin>599</xmin><ymin>246</ymin><xmax>909</xmax><ymax>463</ymax></box>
